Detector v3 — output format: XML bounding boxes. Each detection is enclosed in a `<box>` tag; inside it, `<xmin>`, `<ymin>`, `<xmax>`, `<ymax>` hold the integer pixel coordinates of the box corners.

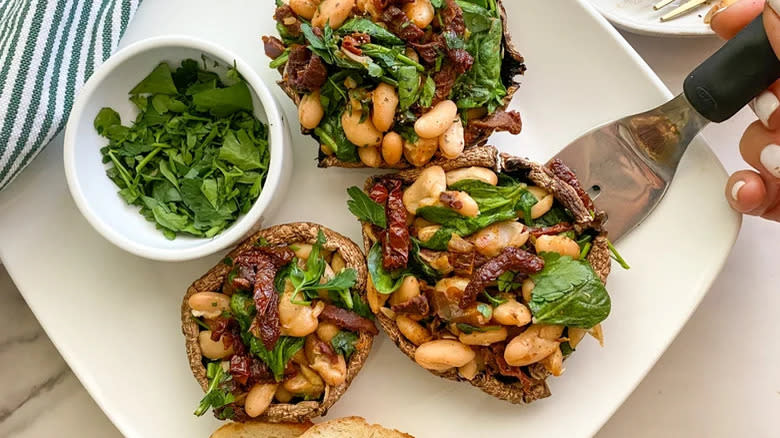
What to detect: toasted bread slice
<box><xmin>210</xmin><ymin>421</ymin><xmax>313</xmax><ymax>438</ymax></box>
<box><xmin>300</xmin><ymin>417</ymin><xmax>414</xmax><ymax>438</ymax></box>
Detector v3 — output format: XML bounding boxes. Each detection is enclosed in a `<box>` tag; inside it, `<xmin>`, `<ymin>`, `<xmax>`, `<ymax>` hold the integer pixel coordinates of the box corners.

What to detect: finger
<box><xmin>726</xmin><ymin>170</ymin><xmax>768</xmax><ymax>213</ymax></box>
<box><xmin>749</xmin><ymin>81</ymin><xmax>780</xmax><ymax>130</ymax></box>
<box><xmin>736</xmin><ymin>122</ymin><xmax>780</xmax><ymax>216</ymax></box>
<box><xmin>709</xmin><ymin>0</ymin><xmax>765</xmax><ymax>39</ymax></box>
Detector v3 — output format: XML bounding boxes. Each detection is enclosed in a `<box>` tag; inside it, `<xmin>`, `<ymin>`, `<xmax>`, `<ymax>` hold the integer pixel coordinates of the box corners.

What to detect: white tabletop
<box><xmin>0</xmin><ymin>31</ymin><xmax>778</xmax><ymax>438</ymax></box>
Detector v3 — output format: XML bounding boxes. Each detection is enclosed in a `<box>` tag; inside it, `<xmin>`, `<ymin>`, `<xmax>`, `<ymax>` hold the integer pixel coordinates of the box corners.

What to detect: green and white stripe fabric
<box><xmin>0</xmin><ymin>0</ymin><xmax>142</xmax><ymax>191</ymax></box>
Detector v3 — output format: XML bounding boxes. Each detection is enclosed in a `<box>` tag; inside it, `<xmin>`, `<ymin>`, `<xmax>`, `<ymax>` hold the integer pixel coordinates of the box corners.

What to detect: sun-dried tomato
<box><xmin>369</xmin><ymin>182</ymin><xmax>389</xmax><ymax>204</ymax></box>
<box><xmin>441</xmin><ymin>0</ymin><xmax>466</xmax><ymax>36</ymax></box>
<box><xmin>273</xmin><ymin>5</ymin><xmax>301</xmax><ymax>37</ymax></box>
<box><xmin>262</xmin><ymin>36</ymin><xmax>286</xmax><ymax>60</ymax></box>
<box><xmin>342</xmin><ymin>33</ymin><xmax>370</xmax><ymax>55</ymax></box>
<box><xmin>391</xmin><ymin>294</ymin><xmax>430</xmax><ymax>316</ymax></box>
<box><xmin>382</xmin><ymin>179</ymin><xmax>410</xmax><ymax>271</ymax></box>
<box><xmin>547</xmin><ymin>159</ymin><xmax>595</xmax><ymax>211</ymax></box>
<box><xmin>382</xmin><ymin>6</ymin><xmax>424</xmax><ymax>42</ymax></box>
<box><xmin>449</xmin><ymin>251</ymin><xmax>476</xmax><ymax>276</ymax></box>
<box><xmin>529</xmin><ymin>223</ymin><xmax>574</xmax><ymax>238</ymax></box>
<box><xmin>285</xmin><ymin>46</ymin><xmax>328</xmax><ymax>92</ymax></box>
<box><xmin>235</xmin><ymin>246</ymin><xmax>295</xmax><ymax>350</ymax></box>
<box><xmin>320</xmin><ymin>304</ymin><xmax>378</xmax><ymax>335</ymax></box>
<box><xmin>229</xmin><ymin>355</ymin><xmax>251</xmax><ymax>386</ymax></box>
<box><xmin>491</xmin><ymin>344</ymin><xmax>538</xmax><ymax>389</ymax></box>
<box><xmin>461</xmin><ymin>247</ymin><xmax>544</xmax><ymax>308</ymax></box>
<box><xmin>439</xmin><ymin>192</ymin><xmax>463</xmax><ymax>210</ymax></box>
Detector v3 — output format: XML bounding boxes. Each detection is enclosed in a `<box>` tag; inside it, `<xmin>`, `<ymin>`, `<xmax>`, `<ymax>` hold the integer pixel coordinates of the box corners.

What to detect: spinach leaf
<box><xmin>516</xmin><ymin>190</ymin><xmax>538</xmax><ymax>225</ymax></box>
<box><xmin>483</xmin><ymin>290</ymin><xmax>507</xmax><ymax>306</ymax></box>
<box><xmin>346</xmin><ymin>186</ymin><xmax>387</xmax><ymax>228</ymax></box>
<box><xmin>194</xmin><ymin>362</ymin><xmax>235</xmax><ymax>416</ymax></box>
<box><xmin>497</xmin><ymin>271</ymin><xmax>521</xmax><ymax>293</ymax></box>
<box><xmin>330</xmin><ymin>330</ymin><xmax>359</xmax><ymax>360</ymax></box>
<box><xmin>94</xmin><ymin>108</ymin><xmax>121</xmax><ymax>135</ymax></box>
<box><xmin>230</xmin><ymin>292</ymin><xmax>255</xmax><ymax>331</ymax></box>
<box><xmin>315</xmin><ymin>112</ymin><xmax>359</xmax><ymax>162</ymax></box>
<box><xmin>219</xmin><ymin>130</ymin><xmax>263</xmax><ymax>170</ymax></box>
<box><xmin>408</xmin><ymin>238</ymin><xmax>441</xmax><ymax>284</ymax></box>
<box><xmin>456</xmin><ymin>323</ymin><xmax>502</xmax><ymax>334</ymax></box>
<box><xmin>451</xmin><ymin>12</ymin><xmax>506</xmax><ymax>112</ymax></box>
<box><xmin>367</xmin><ymin>242</ymin><xmax>410</xmax><ymax>294</ymax></box>
<box><xmin>249</xmin><ymin>335</ymin><xmax>305</xmax><ymax>382</ymax></box>
<box><xmin>338</xmin><ymin>18</ymin><xmax>404</xmax><ymax>45</ymax></box>
<box><xmin>397</xmin><ymin>65</ymin><xmax>422</xmax><ymax>111</ymax></box>
<box><xmin>419</xmin><ymin>76</ymin><xmax>436</xmax><ymax>109</ymax></box>
<box><xmin>529</xmin><ymin>252</ymin><xmax>611</xmax><ymax>329</ymax></box>
<box><xmin>534</xmin><ymin>205</ymin><xmax>574</xmax><ymax>227</ymax></box>
<box><xmin>192</xmin><ymin>82</ymin><xmax>254</xmax><ymax>117</ymax></box>
<box><xmin>130</xmin><ymin>62</ymin><xmax>178</xmax><ymax>95</ymax></box>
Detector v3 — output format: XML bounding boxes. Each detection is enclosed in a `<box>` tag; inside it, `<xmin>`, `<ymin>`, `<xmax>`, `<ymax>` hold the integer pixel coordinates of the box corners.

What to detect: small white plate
<box><xmin>0</xmin><ymin>0</ymin><xmax>739</xmax><ymax>437</ymax></box>
<box><xmin>589</xmin><ymin>0</ymin><xmax>716</xmax><ymax>36</ymax></box>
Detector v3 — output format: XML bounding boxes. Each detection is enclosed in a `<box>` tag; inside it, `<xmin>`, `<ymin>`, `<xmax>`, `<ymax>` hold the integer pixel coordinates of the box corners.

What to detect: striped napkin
<box><xmin>0</xmin><ymin>0</ymin><xmax>142</xmax><ymax>192</ymax></box>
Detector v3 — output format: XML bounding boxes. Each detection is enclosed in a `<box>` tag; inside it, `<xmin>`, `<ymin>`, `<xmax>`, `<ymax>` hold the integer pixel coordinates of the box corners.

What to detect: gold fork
<box><xmin>653</xmin><ymin>0</ymin><xmax>709</xmax><ymax>22</ymax></box>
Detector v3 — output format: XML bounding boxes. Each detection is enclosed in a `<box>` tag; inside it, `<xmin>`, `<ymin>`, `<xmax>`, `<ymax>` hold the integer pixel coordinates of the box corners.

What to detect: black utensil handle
<box><xmin>684</xmin><ymin>13</ymin><xmax>780</xmax><ymax>123</ymax></box>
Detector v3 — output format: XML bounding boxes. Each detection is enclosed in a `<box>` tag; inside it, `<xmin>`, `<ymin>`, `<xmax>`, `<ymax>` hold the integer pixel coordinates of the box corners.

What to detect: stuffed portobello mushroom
<box><xmin>182</xmin><ymin>223</ymin><xmax>376</xmax><ymax>422</ymax></box>
<box><xmin>346</xmin><ymin>146</ymin><xmax>617</xmax><ymax>403</ymax></box>
<box><xmin>262</xmin><ymin>0</ymin><xmax>525</xmax><ymax>169</ymax></box>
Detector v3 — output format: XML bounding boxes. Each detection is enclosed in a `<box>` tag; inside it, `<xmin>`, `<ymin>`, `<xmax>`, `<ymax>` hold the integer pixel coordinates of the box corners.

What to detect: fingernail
<box><xmin>760</xmin><ymin>144</ymin><xmax>780</xmax><ymax>178</ymax></box>
<box><xmin>768</xmin><ymin>0</ymin><xmax>780</xmax><ymax>14</ymax></box>
<box><xmin>750</xmin><ymin>90</ymin><xmax>779</xmax><ymax>128</ymax></box>
<box><xmin>705</xmin><ymin>0</ymin><xmax>739</xmax><ymax>24</ymax></box>
<box><xmin>731</xmin><ymin>180</ymin><xmax>746</xmax><ymax>201</ymax></box>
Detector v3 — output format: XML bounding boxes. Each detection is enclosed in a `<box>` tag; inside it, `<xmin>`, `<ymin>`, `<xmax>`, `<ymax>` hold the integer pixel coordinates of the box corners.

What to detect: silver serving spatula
<box><xmin>550</xmin><ymin>14</ymin><xmax>780</xmax><ymax>242</ymax></box>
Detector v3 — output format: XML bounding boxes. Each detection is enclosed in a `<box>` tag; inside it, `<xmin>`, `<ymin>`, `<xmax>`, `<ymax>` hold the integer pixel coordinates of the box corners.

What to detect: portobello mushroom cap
<box><xmin>276</xmin><ymin>0</ymin><xmax>526</xmax><ymax>169</ymax></box>
<box><xmin>182</xmin><ymin>222</ymin><xmax>372</xmax><ymax>422</ymax></box>
<box><xmin>359</xmin><ymin>146</ymin><xmax>611</xmax><ymax>403</ymax></box>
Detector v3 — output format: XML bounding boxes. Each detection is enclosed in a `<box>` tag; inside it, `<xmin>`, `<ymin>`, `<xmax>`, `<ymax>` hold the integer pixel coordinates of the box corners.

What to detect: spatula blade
<box><xmin>548</xmin><ymin>121</ymin><xmax>668</xmax><ymax>242</ymax></box>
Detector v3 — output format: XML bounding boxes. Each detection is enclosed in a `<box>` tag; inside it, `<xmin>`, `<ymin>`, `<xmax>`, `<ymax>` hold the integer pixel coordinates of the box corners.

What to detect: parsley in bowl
<box><xmin>64</xmin><ymin>36</ymin><xmax>291</xmax><ymax>261</ymax></box>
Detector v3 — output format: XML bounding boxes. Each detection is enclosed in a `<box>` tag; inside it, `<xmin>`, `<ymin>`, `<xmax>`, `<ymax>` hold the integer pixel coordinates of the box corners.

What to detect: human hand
<box><xmin>708</xmin><ymin>0</ymin><xmax>780</xmax><ymax>221</ymax></box>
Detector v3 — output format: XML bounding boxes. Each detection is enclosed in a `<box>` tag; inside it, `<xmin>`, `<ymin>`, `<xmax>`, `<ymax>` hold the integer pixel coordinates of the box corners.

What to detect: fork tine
<box><xmin>653</xmin><ymin>0</ymin><xmax>676</xmax><ymax>10</ymax></box>
<box><xmin>660</xmin><ymin>0</ymin><xmax>709</xmax><ymax>21</ymax></box>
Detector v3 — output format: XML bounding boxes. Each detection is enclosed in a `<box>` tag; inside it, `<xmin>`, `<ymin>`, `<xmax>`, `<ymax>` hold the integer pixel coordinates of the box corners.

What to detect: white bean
<box><xmin>245</xmin><ymin>383</ymin><xmax>278</xmax><ymax>418</ymax></box>
<box><xmin>290</xmin><ymin>0</ymin><xmax>320</xmax><ymax>20</ymax></box>
<box><xmin>311</xmin><ymin>0</ymin><xmax>355</xmax><ymax>29</ymax></box>
<box><xmin>458</xmin><ymin>327</ymin><xmax>508</xmax><ymax>346</ymax></box>
<box><xmin>189</xmin><ymin>292</ymin><xmax>231</xmax><ymax>319</ymax></box>
<box><xmin>446</xmin><ymin>167</ymin><xmax>498</xmax><ymax>186</ymax></box>
<box><xmin>342</xmin><ymin>99</ymin><xmax>383</xmax><ymax>147</ymax></box>
<box><xmin>504</xmin><ymin>325</ymin><xmax>563</xmax><ymax>367</ymax></box>
<box><xmin>279</xmin><ymin>280</ymin><xmax>324</xmax><ymax>337</ymax></box>
<box><xmin>381</xmin><ymin>131</ymin><xmax>403</xmax><ymax>165</ymax></box>
<box><xmin>372</xmin><ymin>83</ymin><xmax>399</xmax><ymax>132</ymax></box>
<box><xmin>198</xmin><ymin>330</ymin><xmax>234</xmax><ymax>360</ymax></box>
<box><xmin>397</xmin><ymin>315</ymin><xmax>432</xmax><ymax>346</ymax></box>
<box><xmin>316</xmin><ymin>322</ymin><xmax>340</xmax><ymax>343</ymax></box>
<box><xmin>298</xmin><ymin>90</ymin><xmax>324</xmax><ymax>130</ymax></box>
<box><xmin>358</xmin><ymin>144</ymin><xmax>383</xmax><ymax>168</ymax></box>
<box><xmin>402</xmin><ymin>165</ymin><xmax>446</xmax><ymax>214</ymax></box>
<box><xmin>527</xmin><ymin>186</ymin><xmax>554</xmax><ymax>219</ymax></box>
<box><xmin>414</xmin><ymin>100</ymin><xmax>458</xmax><ymax>139</ymax></box>
<box><xmin>472</xmin><ymin>221</ymin><xmax>529</xmax><ymax>257</ymax></box>
<box><xmin>458</xmin><ymin>359</ymin><xmax>479</xmax><ymax>380</ymax></box>
<box><xmin>492</xmin><ymin>298</ymin><xmax>532</xmax><ymax>327</ymax></box>
<box><xmin>438</xmin><ymin>117</ymin><xmax>464</xmax><ymax>159</ymax></box>
<box><xmin>389</xmin><ymin>276</ymin><xmax>420</xmax><ymax>306</ymax></box>
<box><xmin>414</xmin><ymin>339</ymin><xmax>475</xmax><ymax>371</ymax></box>
<box><xmin>535</xmin><ymin>235</ymin><xmax>580</xmax><ymax>258</ymax></box>
<box><xmin>403</xmin><ymin>0</ymin><xmax>435</xmax><ymax>29</ymax></box>
<box><xmin>441</xmin><ymin>190</ymin><xmax>479</xmax><ymax>217</ymax></box>
<box><xmin>403</xmin><ymin>136</ymin><xmax>438</xmax><ymax>167</ymax></box>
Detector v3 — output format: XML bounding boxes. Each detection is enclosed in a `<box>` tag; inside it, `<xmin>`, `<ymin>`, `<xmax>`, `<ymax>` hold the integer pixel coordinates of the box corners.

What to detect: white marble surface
<box><xmin>0</xmin><ymin>30</ymin><xmax>778</xmax><ymax>438</ymax></box>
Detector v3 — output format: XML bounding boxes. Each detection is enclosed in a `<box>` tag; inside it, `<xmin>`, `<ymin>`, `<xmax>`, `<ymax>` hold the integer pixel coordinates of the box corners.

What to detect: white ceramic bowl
<box><xmin>64</xmin><ymin>36</ymin><xmax>292</xmax><ymax>261</ymax></box>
